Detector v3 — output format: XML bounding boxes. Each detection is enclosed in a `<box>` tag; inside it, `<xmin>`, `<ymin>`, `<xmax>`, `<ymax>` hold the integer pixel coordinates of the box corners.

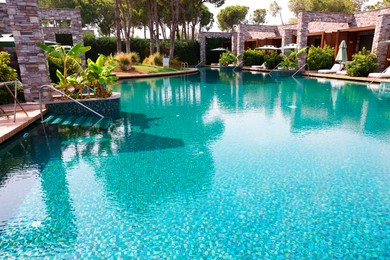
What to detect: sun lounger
<box><xmin>318</xmin><ymin>64</ymin><xmax>343</xmax><ymax>74</ymax></box>
<box><xmin>368</xmin><ymin>66</ymin><xmax>390</xmax><ymax>78</ymax></box>
<box><xmin>336</xmin><ymin>70</ymin><xmax>347</xmax><ymax>75</ymax></box>
<box><xmin>251</xmin><ymin>63</ymin><xmax>266</xmax><ymax>69</ymax></box>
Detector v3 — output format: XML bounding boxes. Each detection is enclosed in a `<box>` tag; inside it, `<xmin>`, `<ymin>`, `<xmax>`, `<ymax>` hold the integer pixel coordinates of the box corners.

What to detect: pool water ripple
<box><xmin>0</xmin><ymin>69</ymin><xmax>390</xmax><ymax>258</ymax></box>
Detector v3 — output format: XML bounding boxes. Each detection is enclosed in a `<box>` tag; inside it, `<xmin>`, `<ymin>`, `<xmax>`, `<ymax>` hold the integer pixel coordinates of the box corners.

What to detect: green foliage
<box><xmin>217</xmin><ymin>5</ymin><xmax>249</xmax><ymax>32</ymax></box>
<box><xmin>0</xmin><ymin>83</ymin><xmax>25</xmax><ymax>105</ymax></box>
<box><xmin>243</xmin><ymin>49</ymin><xmax>266</xmax><ymax>66</ymax></box>
<box><xmin>84</xmin><ymin>54</ymin><xmax>117</xmax><ymax>98</ymax></box>
<box><xmin>0</xmin><ymin>52</ymin><xmax>17</xmax><ymax>82</ymax></box>
<box><xmin>264</xmin><ymin>51</ymin><xmax>283</xmax><ymax>69</ymax></box>
<box><xmin>270</xmin><ymin>1</ymin><xmax>284</xmax><ymax>24</ymax></box>
<box><xmin>280</xmin><ymin>48</ymin><xmax>307</xmax><ymax>69</ymax></box>
<box><xmin>306</xmin><ymin>45</ymin><xmax>335</xmax><ymax>70</ymax></box>
<box><xmin>83</xmin><ymin>35</ymin><xmax>199</xmax><ymax>65</ymax></box>
<box><xmin>252</xmin><ymin>8</ymin><xmax>267</xmax><ymax>24</ymax></box>
<box><xmin>288</xmin><ymin>0</ymin><xmax>360</xmax><ymax>16</ymax></box>
<box><xmin>218</xmin><ymin>50</ymin><xmax>237</xmax><ymax>66</ymax></box>
<box><xmin>346</xmin><ymin>48</ymin><xmax>378</xmax><ymax>77</ymax></box>
<box><xmin>129</xmin><ymin>52</ymin><xmax>140</xmax><ymax>64</ymax></box>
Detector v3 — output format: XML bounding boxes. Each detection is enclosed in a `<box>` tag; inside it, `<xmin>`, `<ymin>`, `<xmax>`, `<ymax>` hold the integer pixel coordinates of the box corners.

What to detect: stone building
<box><xmin>0</xmin><ymin>1</ymin><xmax>83</xmax><ymax>101</ymax></box>
<box><xmin>200</xmin><ymin>8</ymin><xmax>390</xmax><ymax>71</ymax></box>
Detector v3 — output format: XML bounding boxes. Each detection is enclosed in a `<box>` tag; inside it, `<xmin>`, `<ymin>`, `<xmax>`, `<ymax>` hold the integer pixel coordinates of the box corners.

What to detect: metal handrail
<box><xmin>269</xmin><ymin>61</ymin><xmax>283</xmax><ymax>76</ymax></box>
<box><xmin>0</xmin><ymin>80</ymin><xmax>28</xmax><ymax>122</ymax></box>
<box><xmin>232</xmin><ymin>62</ymin><xmax>242</xmax><ymax>72</ymax></box>
<box><xmin>367</xmin><ymin>66</ymin><xmax>390</xmax><ymax>87</ymax></box>
<box><xmin>195</xmin><ymin>60</ymin><xmax>202</xmax><ymax>68</ymax></box>
<box><xmin>292</xmin><ymin>63</ymin><xmax>309</xmax><ymax>78</ymax></box>
<box><xmin>38</xmin><ymin>85</ymin><xmax>104</xmax><ymax>122</ymax></box>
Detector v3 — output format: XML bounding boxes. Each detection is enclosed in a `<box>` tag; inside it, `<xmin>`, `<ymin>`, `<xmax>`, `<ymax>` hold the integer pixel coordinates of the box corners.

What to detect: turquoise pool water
<box><xmin>1</xmin><ymin>69</ymin><xmax>390</xmax><ymax>258</ymax></box>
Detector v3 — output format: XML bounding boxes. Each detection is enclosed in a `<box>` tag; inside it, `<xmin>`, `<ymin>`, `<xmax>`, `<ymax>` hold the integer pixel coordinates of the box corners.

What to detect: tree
<box><xmin>366</xmin><ymin>0</ymin><xmax>390</xmax><ymax>9</ymax></box>
<box><xmin>251</xmin><ymin>8</ymin><xmax>267</xmax><ymax>24</ymax></box>
<box><xmin>217</xmin><ymin>5</ymin><xmax>249</xmax><ymax>32</ymax></box>
<box><xmin>269</xmin><ymin>1</ymin><xmax>284</xmax><ymax>25</ymax></box>
<box><xmin>288</xmin><ymin>0</ymin><xmax>367</xmax><ymax>16</ymax></box>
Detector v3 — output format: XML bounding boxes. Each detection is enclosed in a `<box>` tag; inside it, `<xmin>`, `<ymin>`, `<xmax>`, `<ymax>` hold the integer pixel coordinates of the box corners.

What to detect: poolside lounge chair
<box><xmin>251</xmin><ymin>63</ymin><xmax>266</xmax><ymax>69</ymax></box>
<box><xmin>368</xmin><ymin>66</ymin><xmax>390</xmax><ymax>78</ymax></box>
<box><xmin>318</xmin><ymin>64</ymin><xmax>343</xmax><ymax>74</ymax></box>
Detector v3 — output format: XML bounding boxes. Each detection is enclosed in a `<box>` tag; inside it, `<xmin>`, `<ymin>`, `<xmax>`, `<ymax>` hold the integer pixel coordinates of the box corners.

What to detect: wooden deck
<box><xmin>0</xmin><ymin>103</ymin><xmax>47</xmax><ymax>144</ymax></box>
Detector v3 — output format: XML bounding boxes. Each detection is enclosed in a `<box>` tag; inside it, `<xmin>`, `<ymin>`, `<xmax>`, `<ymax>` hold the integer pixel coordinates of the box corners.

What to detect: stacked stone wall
<box><xmin>199</xmin><ymin>32</ymin><xmax>231</xmax><ymax>65</ymax></box>
<box><xmin>0</xmin><ymin>3</ymin><xmax>10</xmax><ymax>34</ymax></box>
<box><xmin>39</xmin><ymin>8</ymin><xmax>83</xmax><ymax>45</ymax></box>
<box><xmin>6</xmin><ymin>0</ymin><xmax>51</xmax><ymax>101</ymax></box>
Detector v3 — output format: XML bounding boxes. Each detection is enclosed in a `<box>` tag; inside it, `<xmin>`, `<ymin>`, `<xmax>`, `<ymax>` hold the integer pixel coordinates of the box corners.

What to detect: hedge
<box><xmin>83</xmin><ymin>34</ymin><xmax>200</xmax><ymax>65</ymax></box>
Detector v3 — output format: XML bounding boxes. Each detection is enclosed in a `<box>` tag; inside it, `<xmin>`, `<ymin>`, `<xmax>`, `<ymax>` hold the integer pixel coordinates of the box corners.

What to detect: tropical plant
<box><xmin>346</xmin><ymin>48</ymin><xmax>378</xmax><ymax>77</ymax></box>
<box><xmin>264</xmin><ymin>51</ymin><xmax>283</xmax><ymax>69</ymax></box>
<box><xmin>280</xmin><ymin>47</ymin><xmax>307</xmax><ymax>69</ymax></box>
<box><xmin>243</xmin><ymin>49</ymin><xmax>266</xmax><ymax>66</ymax></box>
<box><xmin>38</xmin><ymin>42</ymin><xmax>91</xmax><ymax>94</ymax></box>
<box><xmin>218</xmin><ymin>50</ymin><xmax>238</xmax><ymax>66</ymax></box>
<box><xmin>85</xmin><ymin>54</ymin><xmax>117</xmax><ymax>98</ymax></box>
<box><xmin>306</xmin><ymin>45</ymin><xmax>335</xmax><ymax>70</ymax></box>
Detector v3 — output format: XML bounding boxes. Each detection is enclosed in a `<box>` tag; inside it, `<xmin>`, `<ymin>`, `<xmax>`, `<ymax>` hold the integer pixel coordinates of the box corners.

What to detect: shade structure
<box><xmin>335</xmin><ymin>40</ymin><xmax>347</xmax><ymax>64</ymax></box>
<box><xmin>380</xmin><ymin>40</ymin><xmax>390</xmax><ymax>45</ymax></box>
<box><xmin>280</xmin><ymin>43</ymin><xmax>298</xmax><ymax>50</ymax></box>
<box><xmin>255</xmin><ymin>45</ymin><xmax>279</xmax><ymax>50</ymax></box>
<box><xmin>211</xmin><ymin>47</ymin><xmax>226</xmax><ymax>51</ymax></box>
<box><xmin>0</xmin><ymin>34</ymin><xmax>58</xmax><ymax>47</ymax></box>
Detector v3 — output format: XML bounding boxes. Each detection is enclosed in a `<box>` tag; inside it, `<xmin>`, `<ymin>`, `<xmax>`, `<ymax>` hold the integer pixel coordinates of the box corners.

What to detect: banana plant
<box><xmin>84</xmin><ymin>54</ymin><xmax>118</xmax><ymax>98</ymax></box>
<box><xmin>280</xmin><ymin>47</ymin><xmax>307</xmax><ymax>69</ymax></box>
<box><xmin>38</xmin><ymin>42</ymin><xmax>91</xmax><ymax>94</ymax></box>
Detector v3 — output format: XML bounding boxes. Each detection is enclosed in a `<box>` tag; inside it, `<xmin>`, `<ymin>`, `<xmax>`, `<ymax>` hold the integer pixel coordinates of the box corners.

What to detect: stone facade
<box><xmin>5</xmin><ymin>0</ymin><xmax>51</xmax><ymax>101</ymax></box>
<box><xmin>199</xmin><ymin>32</ymin><xmax>232</xmax><ymax>66</ymax></box>
<box><xmin>201</xmin><ymin>7</ymin><xmax>390</xmax><ymax>70</ymax></box>
<box><xmin>39</xmin><ymin>8</ymin><xmax>83</xmax><ymax>45</ymax></box>
<box><xmin>0</xmin><ymin>2</ymin><xmax>84</xmax><ymax>101</ymax></box>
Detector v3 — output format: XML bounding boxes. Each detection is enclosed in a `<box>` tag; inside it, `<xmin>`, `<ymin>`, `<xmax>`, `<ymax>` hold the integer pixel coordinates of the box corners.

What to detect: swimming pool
<box><xmin>1</xmin><ymin>68</ymin><xmax>390</xmax><ymax>258</ymax></box>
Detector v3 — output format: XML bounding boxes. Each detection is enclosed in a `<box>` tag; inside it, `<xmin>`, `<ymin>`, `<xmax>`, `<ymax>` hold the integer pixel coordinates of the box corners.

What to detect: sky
<box><xmin>205</xmin><ymin>0</ymin><xmax>381</xmax><ymax>30</ymax></box>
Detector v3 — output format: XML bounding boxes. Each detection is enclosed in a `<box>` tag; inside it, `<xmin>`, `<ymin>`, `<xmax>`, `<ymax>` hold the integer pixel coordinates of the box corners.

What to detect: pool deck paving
<box><xmin>0</xmin><ymin>103</ymin><xmax>47</xmax><ymax>144</ymax></box>
<box><xmin>1</xmin><ymin>67</ymin><xmax>389</xmax><ymax>145</ymax></box>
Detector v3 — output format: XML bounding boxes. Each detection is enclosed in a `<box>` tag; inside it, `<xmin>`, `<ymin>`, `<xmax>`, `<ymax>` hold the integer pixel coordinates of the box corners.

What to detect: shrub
<box><xmin>114</xmin><ymin>52</ymin><xmax>132</xmax><ymax>71</ymax></box>
<box><xmin>243</xmin><ymin>49</ymin><xmax>266</xmax><ymax>66</ymax></box>
<box><xmin>346</xmin><ymin>48</ymin><xmax>378</xmax><ymax>77</ymax></box>
<box><xmin>306</xmin><ymin>45</ymin><xmax>335</xmax><ymax>70</ymax></box>
<box><xmin>0</xmin><ymin>52</ymin><xmax>17</xmax><ymax>82</ymax></box>
<box><xmin>264</xmin><ymin>51</ymin><xmax>283</xmax><ymax>69</ymax></box>
<box><xmin>143</xmin><ymin>53</ymin><xmax>163</xmax><ymax>66</ymax></box>
<box><xmin>280</xmin><ymin>47</ymin><xmax>306</xmax><ymax>69</ymax></box>
<box><xmin>219</xmin><ymin>50</ymin><xmax>237</xmax><ymax>66</ymax></box>
<box><xmin>129</xmin><ymin>52</ymin><xmax>140</xmax><ymax>64</ymax></box>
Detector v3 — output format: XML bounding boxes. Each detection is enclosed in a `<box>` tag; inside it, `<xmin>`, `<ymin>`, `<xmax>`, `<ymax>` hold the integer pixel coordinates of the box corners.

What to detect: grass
<box><xmin>133</xmin><ymin>64</ymin><xmax>181</xmax><ymax>74</ymax></box>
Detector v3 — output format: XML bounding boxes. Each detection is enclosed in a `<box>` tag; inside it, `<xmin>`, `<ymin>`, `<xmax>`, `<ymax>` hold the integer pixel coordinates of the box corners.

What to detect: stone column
<box><xmin>296</xmin><ymin>12</ymin><xmax>309</xmax><ymax>68</ymax></box>
<box><xmin>6</xmin><ymin>0</ymin><xmax>51</xmax><ymax>101</ymax></box>
<box><xmin>372</xmin><ymin>13</ymin><xmax>390</xmax><ymax>71</ymax></box>
<box><xmin>199</xmin><ymin>32</ymin><xmax>206</xmax><ymax>66</ymax></box>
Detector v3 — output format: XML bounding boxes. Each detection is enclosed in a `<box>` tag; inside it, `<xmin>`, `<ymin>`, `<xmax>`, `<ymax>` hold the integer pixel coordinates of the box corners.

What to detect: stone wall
<box><xmin>0</xmin><ymin>3</ymin><xmax>10</xmax><ymax>34</ymax></box>
<box><xmin>5</xmin><ymin>0</ymin><xmax>51</xmax><ymax>101</ymax></box>
<box><xmin>199</xmin><ymin>32</ymin><xmax>231</xmax><ymax>65</ymax></box>
<box><xmin>39</xmin><ymin>8</ymin><xmax>83</xmax><ymax>45</ymax></box>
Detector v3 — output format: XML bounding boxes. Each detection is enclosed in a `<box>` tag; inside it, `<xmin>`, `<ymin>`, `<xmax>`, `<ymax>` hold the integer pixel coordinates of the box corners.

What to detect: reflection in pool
<box><xmin>1</xmin><ymin>68</ymin><xmax>390</xmax><ymax>258</ymax></box>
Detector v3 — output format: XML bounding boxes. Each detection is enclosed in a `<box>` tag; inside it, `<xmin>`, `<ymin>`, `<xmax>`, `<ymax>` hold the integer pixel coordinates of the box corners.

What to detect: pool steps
<box><xmin>43</xmin><ymin>114</ymin><xmax>111</xmax><ymax>130</ymax></box>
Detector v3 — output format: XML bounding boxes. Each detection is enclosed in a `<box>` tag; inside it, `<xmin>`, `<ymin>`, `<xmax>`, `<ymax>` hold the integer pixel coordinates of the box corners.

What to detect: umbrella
<box><xmin>380</xmin><ymin>40</ymin><xmax>390</xmax><ymax>45</ymax></box>
<box><xmin>335</xmin><ymin>40</ymin><xmax>347</xmax><ymax>64</ymax></box>
<box><xmin>0</xmin><ymin>34</ymin><xmax>58</xmax><ymax>47</ymax></box>
<box><xmin>255</xmin><ymin>45</ymin><xmax>279</xmax><ymax>50</ymax></box>
<box><xmin>280</xmin><ymin>43</ymin><xmax>298</xmax><ymax>50</ymax></box>
<box><xmin>211</xmin><ymin>47</ymin><xmax>226</xmax><ymax>51</ymax></box>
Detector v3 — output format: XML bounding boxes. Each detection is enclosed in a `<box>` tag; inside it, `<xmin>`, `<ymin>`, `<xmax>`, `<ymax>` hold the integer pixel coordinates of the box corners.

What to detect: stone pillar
<box><xmin>199</xmin><ymin>32</ymin><xmax>206</xmax><ymax>66</ymax></box>
<box><xmin>372</xmin><ymin>13</ymin><xmax>390</xmax><ymax>71</ymax></box>
<box><xmin>6</xmin><ymin>0</ymin><xmax>51</xmax><ymax>101</ymax></box>
<box><xmin>296</xmin><ymin>12</ymin><xmax>309</xmax><ymax>68</ymax></box>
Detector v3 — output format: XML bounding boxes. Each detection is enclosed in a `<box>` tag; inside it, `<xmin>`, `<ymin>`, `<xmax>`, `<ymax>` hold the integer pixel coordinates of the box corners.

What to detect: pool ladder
<box><xmin>38</xmin><ymin>85</ymin><xmax>104</xmax><ymax>123</ymax></box>
<box><xmin>292</xmin><ymin>63</ymin><xmax>309</xmax><ymax>78</ymax></box>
